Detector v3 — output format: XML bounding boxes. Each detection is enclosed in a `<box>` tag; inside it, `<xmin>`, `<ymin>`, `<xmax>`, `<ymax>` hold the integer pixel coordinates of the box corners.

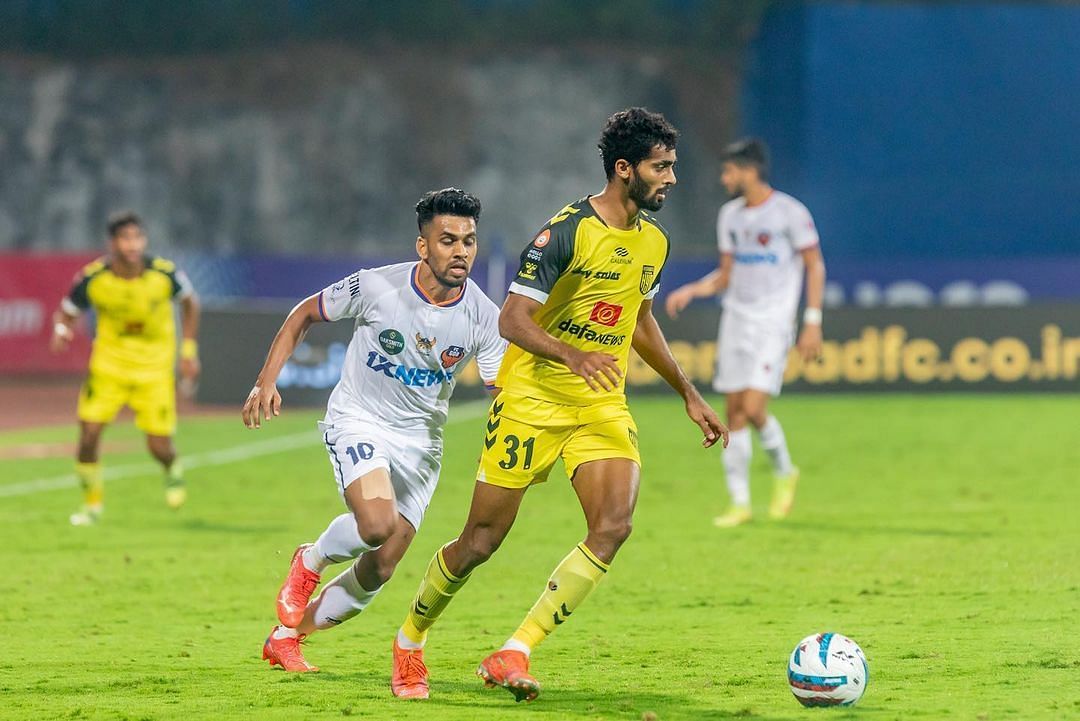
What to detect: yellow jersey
<box><xmin>498</xmin><ymin>197</ymin><xmax>670</xmax><ymax>406</ymax></box>
<box><xmin>63</xmin><ymin>256</ymin><xmax>192</xmax><ymax>381</ymax></box>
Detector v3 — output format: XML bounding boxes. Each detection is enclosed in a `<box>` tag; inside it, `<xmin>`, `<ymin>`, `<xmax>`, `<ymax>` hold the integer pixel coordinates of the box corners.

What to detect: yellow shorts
<box><xmin>476</xmin><ymin>392</ymin><xmax>640</xmax><ymax>489</ymax></box>
<box><xmin>77</xmin><ymin>370</ymin><xmax>177</xmax><ymax>436</ymax></box>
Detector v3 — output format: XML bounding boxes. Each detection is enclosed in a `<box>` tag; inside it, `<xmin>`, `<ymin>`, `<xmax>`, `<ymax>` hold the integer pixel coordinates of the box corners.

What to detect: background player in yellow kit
<box><xmin>50</xmin><ymin>211</ymin><xmax>201</xmax><ymax>525</ymax></box>
<box><xmin>391</xmin><ymin>108</ymin><xmax>729</xmax><ymax>702</ymax></box>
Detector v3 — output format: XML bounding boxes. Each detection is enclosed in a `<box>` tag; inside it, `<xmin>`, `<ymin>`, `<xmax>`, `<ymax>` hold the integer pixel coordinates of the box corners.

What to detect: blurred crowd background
<box><xmin>1</xmin><ymin>1</ymin><xmax>1077</xmax><ymax>398</ymax></box>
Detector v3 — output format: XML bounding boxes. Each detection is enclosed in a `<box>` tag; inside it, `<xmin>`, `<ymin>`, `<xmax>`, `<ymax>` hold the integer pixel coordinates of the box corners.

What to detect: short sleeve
<box><xmin>506</xmin><ymin>219</ymin><xmax>575</xmax><ymax>304</ymax></box>
<box><xmin>717</xmin><ymin>205</ymin><xmax>735</xmax><ymax>253</ymax></box>
<box><xmin>643</xmin><ymin>231</ymin><xmax>669</xmax><ymax>301</ymax></box>
<box><xmin>787</xmin><ymin>200</ymin><xmax>819</xmax><ymax>250</ymax></box>
<box><xmin>62</xmin><ymin>271</ymin><xmax>91</xmax><ymax>315</ymax></box>
<box><xmin>172</xmin><ymin>268</ymin><xmax>195</xmax><ymax>299</ymax></box>
<box><xmin>474</xmin><ymin>307</ymin><xmax>507</xmax><ymax>389</ymax></box>
<box><xmin>318</xmin><ymin>269</ymin><xmax>371</xmax><ymax>322</ymax></box>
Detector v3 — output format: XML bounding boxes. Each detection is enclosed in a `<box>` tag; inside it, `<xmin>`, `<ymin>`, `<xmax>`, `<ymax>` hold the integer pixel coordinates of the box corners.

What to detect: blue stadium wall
<box><xmin>742</xmin><ymin>3</ymin><xmax>1080</xmax><ymax>262</ymax></box>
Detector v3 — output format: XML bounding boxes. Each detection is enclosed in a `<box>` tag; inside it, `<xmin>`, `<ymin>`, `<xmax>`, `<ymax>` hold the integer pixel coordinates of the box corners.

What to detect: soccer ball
<box><xmin>787</xmin><ymin>633</ymin><xmax>869</xmax><ymax>707</ymax></box>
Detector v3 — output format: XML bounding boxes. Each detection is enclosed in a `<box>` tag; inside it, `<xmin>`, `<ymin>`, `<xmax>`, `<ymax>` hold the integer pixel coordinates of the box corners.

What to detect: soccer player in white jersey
<box><xmin>241</xmin><ymin>188</ymin><xmax>506</xmax><ymax>676</ymax></box>
<box><xmin>666</xmin><ymin>138</ymin><xmax>825</xmax><ymax>527</ymax></box>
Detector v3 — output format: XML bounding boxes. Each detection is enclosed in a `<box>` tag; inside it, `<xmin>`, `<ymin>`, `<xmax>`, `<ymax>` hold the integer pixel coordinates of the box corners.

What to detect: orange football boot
<box><xmin>476</xmin><ymin>649</ymin><xmax>540</xmax><ymax>702</ymax></box>
<box><xmin>391</xmin><ymin>638</ymin><xmax>430</xmax><ymax>699</ymax></box>
<box><xmin>262</xmin><ymin>628</ymin><xmax>319</xmax><ymax>672</ymax></box>
<box><xmin>277</xmin><ymin>543</ymin><xmax>320</xmax><ymax>628</ymax></box>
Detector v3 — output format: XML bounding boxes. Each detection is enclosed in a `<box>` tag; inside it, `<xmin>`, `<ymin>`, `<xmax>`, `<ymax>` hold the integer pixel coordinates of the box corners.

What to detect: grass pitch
<box><xmin>1</xmin><ymin>395</ymin><xmax>1077</xmax><ymax>720</ymax></box>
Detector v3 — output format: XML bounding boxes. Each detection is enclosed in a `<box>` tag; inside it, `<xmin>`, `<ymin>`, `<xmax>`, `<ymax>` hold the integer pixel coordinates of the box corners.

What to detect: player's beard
<box><xmin>628</xmin><ymin>173</ymin><xmax>666</xmax><ymax>212</ymax></box>
<box><xmin>433</xmin><ymin>261</ymin><xmax>469</xmax><ymax>289</ymax></box>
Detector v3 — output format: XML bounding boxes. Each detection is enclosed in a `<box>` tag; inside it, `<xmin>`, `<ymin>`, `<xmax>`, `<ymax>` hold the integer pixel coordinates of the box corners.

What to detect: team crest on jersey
<box><xmin>639</xmin><ymin>265</ymin><xmax>655</xmax><ymax>295</ymax></box>
<box><xmin>415</xmin><ymin>333</ymin><xmax>437</xmax><ymax>354</ymax></box>
<box><xmin>440</xmin><ymin>345</ymin><xmax>466</xmax><ymax>369</ymax></box>
<box><xmin>757</xmin><ymin>231</ymin><xmax>771</xmax><ymax>246</ymax></box>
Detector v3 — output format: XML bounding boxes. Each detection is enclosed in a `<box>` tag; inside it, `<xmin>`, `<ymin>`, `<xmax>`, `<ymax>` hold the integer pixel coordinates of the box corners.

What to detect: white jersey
<box><xmin>718</xmin><ymin>190</ymin><xmax>819</xmax><ymax>330</ymax></box>
<box><xmin>318</xmin><ymin>262</ymin><xmax>505</xmax><ymax>439</ymax></box>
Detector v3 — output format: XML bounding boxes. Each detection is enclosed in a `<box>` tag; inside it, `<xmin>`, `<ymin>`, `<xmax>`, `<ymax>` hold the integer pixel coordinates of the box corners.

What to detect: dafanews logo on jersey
<box><xmin>365</xmin><ymin>350</ymin><xmax>455</xmax><ymax>387</ymax></box>
<box><xmin>557</xmin><ymin>302</ymin><xmax>626</xmax><ymax>346</ymax></box>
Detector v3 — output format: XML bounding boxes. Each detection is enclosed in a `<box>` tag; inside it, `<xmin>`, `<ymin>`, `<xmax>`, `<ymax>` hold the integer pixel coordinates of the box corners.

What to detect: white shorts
<box><xmin>319</xmin><ymin>421</ymin><xmax>443</xmax><ymax>532</ymax></box>
<box><xmin>712</xmin><ymin>311</ymin><xmax>793</xmax><ymax>397</ymax></box>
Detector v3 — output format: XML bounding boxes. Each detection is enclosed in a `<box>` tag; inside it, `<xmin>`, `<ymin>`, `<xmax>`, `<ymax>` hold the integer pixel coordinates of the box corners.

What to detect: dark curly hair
<box><xmin>722</xmin><ymin>138</ymin><xmax>770</xmax><ymax>180</ymax></box>
<box><xmin>597</xmin><ymin>107</ymin><xmax>679</xmax><ymax>179</ymax></box>
<box><xmin>107</xmin><ymin>210</ymin><xmax>142</xmax><ymax>238</ymax></box>
<box><xmin>415</xmin><ymin>187</ymin><xmax>482</xmax><ymax>230</ymax></box>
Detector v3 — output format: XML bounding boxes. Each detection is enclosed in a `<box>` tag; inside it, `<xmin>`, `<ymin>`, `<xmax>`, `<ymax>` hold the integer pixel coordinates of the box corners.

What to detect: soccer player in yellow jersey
<box><xmin>50</xmin><ymin>211</ymin><xmax>201</xmax><ymax>525</ymax></box>
<box><xmin>391</xmin><ymin>108</ymin><xmax>729</xmax><ymax>702</ymax></box>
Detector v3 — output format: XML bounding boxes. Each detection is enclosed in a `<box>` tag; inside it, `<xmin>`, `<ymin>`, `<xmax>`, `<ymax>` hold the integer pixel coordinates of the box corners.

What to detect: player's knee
<box><xmin>146</xmin><ymin>437</ymin><xmax>175</xmax><ymax>463</ymax></box>
<box><xmin>462</xmin><ymin>527</ymin><xmax>504</xmax><ymax>566</ymax></box>
<box><xmin>357</xmin><ymin>519</ymin><xmax>394</xmax><ymax>549</ymax></box>
<box><xmin>592</xmin><ymin>516</ymin><xmax>633</xmax><ymax>548</ymax></box>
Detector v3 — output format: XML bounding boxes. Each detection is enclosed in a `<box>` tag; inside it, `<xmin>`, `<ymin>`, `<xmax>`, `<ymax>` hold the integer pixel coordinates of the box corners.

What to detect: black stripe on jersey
<box><xmin>511</xmin><ymin>201</ymin><xmax>586</xmax><ymax>297</ymax></box>
<box><xmin>67</xmin><ymin>258</ymin><xmax>109</xmax><ymax>311</ymax></box>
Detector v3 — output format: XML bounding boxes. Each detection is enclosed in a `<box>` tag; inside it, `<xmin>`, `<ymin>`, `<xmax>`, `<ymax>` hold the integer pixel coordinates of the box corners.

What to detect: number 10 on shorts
<box><xmin>345</xmin><ymin>443</ymin><xmax>375</xmax><ymax>464</ymax></box>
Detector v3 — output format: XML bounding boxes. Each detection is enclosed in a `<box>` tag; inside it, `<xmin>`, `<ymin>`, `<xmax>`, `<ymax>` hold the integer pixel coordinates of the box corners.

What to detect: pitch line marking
<box><xmin>0</xmin><ymin>401</ymin><xmax>490</xmax><ymax>499</ymax></box>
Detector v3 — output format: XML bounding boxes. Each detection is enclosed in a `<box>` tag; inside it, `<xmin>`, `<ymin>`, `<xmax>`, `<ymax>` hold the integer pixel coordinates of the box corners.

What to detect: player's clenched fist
<box><xmin>565</xmin><ymin>348</ymin><xmax>622</xmax><ymax>392</ymax></box>
<box><xmin>242</xmin><ymin>383</ymin><xmax>281</xmax><ymax>429</ymax></box>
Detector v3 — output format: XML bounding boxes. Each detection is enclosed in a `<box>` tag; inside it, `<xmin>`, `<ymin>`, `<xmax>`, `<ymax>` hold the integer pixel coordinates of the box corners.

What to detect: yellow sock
<box><xmin>75</xmin><ymin>462</ymin><xmax>104</xmax><ymax>509</ymax></box>
<box><xmin>511</xmin><ymin>542</ymin><xmax>609</xmax><ymax>650</ymax></box>
<box><xmin>399</xmin><ymin>544</ymin><xmax>470</xmax><ymax>645</ymax></box>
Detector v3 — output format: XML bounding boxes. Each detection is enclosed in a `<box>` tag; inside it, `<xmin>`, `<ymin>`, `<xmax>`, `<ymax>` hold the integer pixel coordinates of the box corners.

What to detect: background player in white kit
<box><xmin>240</xmin><ymin>188</ymin><xmax>505</xmax><ymax>676</ymax></box>
<box><xmin>666</xmin><ymin>139</ymin><xmax>825</xmax><ymax>527</ymax></box>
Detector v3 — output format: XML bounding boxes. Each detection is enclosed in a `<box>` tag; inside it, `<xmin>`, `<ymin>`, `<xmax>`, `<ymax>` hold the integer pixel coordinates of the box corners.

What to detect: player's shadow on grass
<box><xmin>179</xmin><ymin>518</ymin><xmax>287</xmax><ymax>534</ymax></box>
<box><xmin>306</xmin><ymin>670</ymin><xmax>793</xmax><ymax>720</ymax></box>
<box><xmin>776</xmin><ymin>520</ymin><xmax>994</xmax><ymax>539</ymax></box>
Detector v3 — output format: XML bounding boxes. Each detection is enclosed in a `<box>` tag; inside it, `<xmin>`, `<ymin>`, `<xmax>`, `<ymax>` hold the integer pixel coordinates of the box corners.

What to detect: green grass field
<box><xmin>1</xmin><ymin>395</ymin><xmax>1077</xmax><ymax>721</ymax></box>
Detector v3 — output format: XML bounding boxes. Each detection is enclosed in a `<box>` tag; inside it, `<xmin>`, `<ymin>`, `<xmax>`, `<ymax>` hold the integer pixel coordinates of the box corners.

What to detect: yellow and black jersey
<box><xmin>498</xmin><ymin>197</ymin><xmax>670</xmax><ymax>406</ymax></box>
<box><xmin>62</xmin><ymin>255</ymin><xmax>193</xmax><ymax>381</ymax></box>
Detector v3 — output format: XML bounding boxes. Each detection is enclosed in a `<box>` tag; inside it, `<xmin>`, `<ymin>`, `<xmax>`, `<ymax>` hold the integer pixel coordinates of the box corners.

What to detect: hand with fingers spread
<box><xmin>685</xmin><ymin>391</ymin><xmax>729</xmax><ymax>449</ymax></box>
<box><xmin>242</xmin><ymin>383</ymin><xmax>282</xmax><ymax>429</ymax></box>
<box><xmin>565</xmin><ymin>348</ymin><xmax>623</xmax><ymax>392</ymax></box>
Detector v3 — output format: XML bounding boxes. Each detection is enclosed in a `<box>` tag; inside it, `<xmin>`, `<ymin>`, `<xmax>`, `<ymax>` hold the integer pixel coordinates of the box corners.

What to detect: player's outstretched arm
<box><xmin>632</xmin><ymin>300</ymin><xmax>728</xmax><ymax>448</ymax></box>
<box><xmin>499</xmin><ymin>293</ymin><xmax>622</xmax><ymax>392</ymax></box>
<box><xmin>664</xmin><ymin>253</ymin><xmax>732</xmax><ymax>319</ymax></box>
<box><xmin>242</xmin><ymin>293</ymin><xmax>325</xmax><ymax>428</ymax></box>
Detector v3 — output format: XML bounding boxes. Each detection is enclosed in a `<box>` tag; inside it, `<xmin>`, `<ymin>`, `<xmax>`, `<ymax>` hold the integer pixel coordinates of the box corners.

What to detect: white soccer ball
<box><xmin>787</xmin><ymin>633</ymin><xmax>869</xmax><ymax>707</ymax></box>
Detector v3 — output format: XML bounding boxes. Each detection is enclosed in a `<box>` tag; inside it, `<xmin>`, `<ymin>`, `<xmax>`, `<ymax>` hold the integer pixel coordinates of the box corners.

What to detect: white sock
<box><xmin>310</xmin><ymin>563</ymin><xmax>381</xmax><ymax>631</ymax></box>
<box><xmin>302</xmin><ymin>544</ymin><xmax>332</xmax><ymax>574</ymax></box>
<box><xmin>272</xmin><ymin>625</ymin><xmax>299</xmax><ymax>640</ymax></box>
<box><xmin>397</xmin><ymin>628</ymin><xmax>424</xmax><ymax>651</ymax></box>
<box><xmin>723</xmin><ymin>428</ymin><xmax>752</xmax><ymax>507</ymax></box>
<box><xmin>314</xmin><ymin>513</ymin><xmax>378</xmax><ymax>564</ymax></box>
<box><xmin>501</xmin><ymin>638</ymin><xmax>532</xmax><ymax>657</ymax></box>
<box><xmin>758</xmin><ymin>415</ymin><xmax>794</xmax><ymax>476</ymax></box>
